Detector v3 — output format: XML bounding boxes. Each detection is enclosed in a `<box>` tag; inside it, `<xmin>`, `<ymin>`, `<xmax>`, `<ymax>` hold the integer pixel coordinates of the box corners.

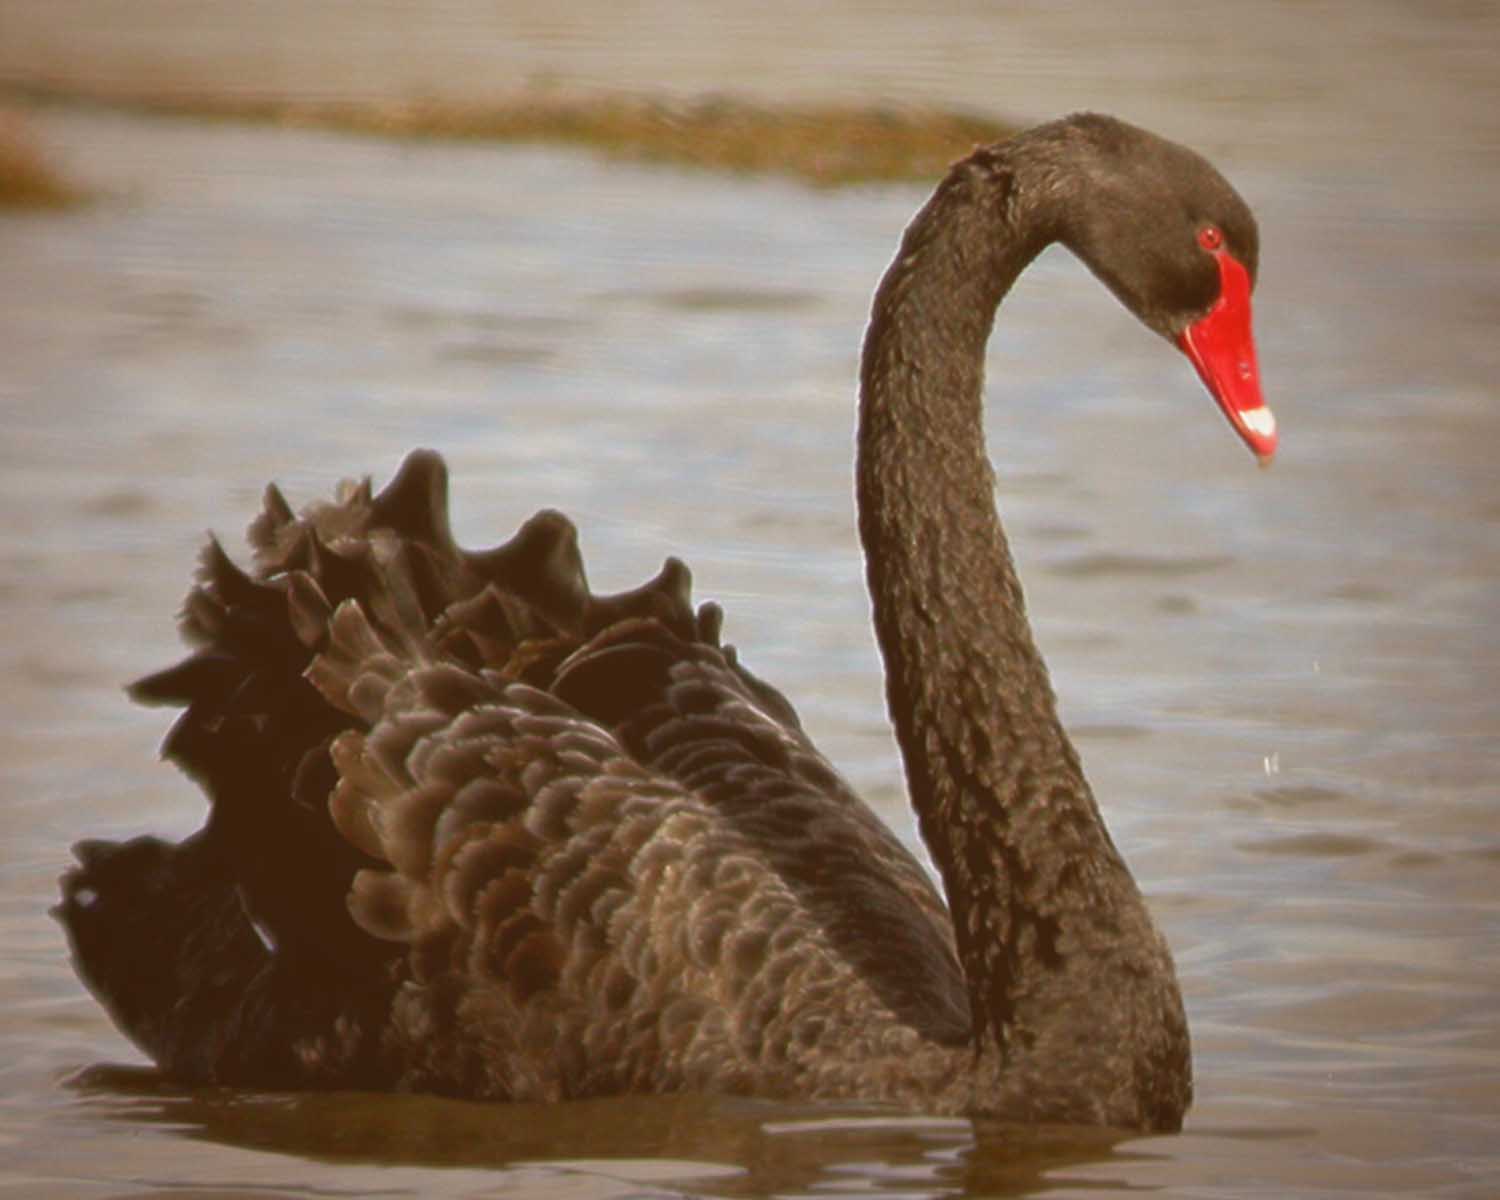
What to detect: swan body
<box><xmin>58</xmin><ymin>113</ymin><xmax>1273</xmax><ymax>1132</ymax></box>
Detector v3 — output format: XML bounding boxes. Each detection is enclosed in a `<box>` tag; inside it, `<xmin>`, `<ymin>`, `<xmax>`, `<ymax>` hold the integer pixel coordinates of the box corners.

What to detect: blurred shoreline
<box><xmin>1</xmin><ymin>82</ymin><xmax>1014</xmax><ymax>186</ymax></box>
<box><xmin>0</xmin><ymin>103</ymin><xmax>82</xmax><ymax>208</ymax></box>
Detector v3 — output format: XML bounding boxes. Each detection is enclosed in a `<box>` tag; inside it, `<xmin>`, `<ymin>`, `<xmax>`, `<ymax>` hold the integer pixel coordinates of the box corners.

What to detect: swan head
<box><xmin>1043</xmin><ymin>114</ymin><xmax>1276</xmax><ymax>463</ymax></box>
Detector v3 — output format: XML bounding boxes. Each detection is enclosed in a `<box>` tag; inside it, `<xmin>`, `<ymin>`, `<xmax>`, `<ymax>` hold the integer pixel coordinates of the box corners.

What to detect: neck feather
<box><xmin>855</xmin><ymin>124</ymin><xmax>1192</xmax><ymax>1128</ymax></box>
<box><xmin>857</xmin><ymin>142</ymin><xmax>1151</xmax><ymax>1061</ymax></box>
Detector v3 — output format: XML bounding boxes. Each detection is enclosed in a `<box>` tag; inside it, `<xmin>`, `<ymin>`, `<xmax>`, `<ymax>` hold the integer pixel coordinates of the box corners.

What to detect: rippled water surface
<box><xmin>2</xmin><ymin>3</ymin><xmax>1498</xmax><ymax>1197</ymax></box>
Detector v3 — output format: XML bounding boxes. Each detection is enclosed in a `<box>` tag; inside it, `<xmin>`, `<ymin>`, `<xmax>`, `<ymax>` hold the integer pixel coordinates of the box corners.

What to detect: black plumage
<box><xmin>59</xmin><ymin>114</ymin><xmax>1271</xmax><ymax>1130</ymax></box>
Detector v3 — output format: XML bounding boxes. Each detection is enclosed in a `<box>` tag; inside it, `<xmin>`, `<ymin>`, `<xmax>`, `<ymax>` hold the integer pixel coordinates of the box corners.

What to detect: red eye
<box><xmin>1197</xmin><ymin>226</ymin><xmax>1224</xmax><ymax>251</ymax></box>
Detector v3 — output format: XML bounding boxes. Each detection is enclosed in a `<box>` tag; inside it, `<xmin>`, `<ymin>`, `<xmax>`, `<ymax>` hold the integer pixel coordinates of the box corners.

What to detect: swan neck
<box><xmin>855</xmin><ymin>145</ymin><xmax>1143</xmax><ymax>1062</ymax></box>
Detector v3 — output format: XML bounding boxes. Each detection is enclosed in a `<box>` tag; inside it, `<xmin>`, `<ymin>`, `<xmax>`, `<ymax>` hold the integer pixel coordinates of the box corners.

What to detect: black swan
<box><xmin>57</xmin><ymin>113</ymin><xmax>1274</xmax><ymax>1132</ymax></box>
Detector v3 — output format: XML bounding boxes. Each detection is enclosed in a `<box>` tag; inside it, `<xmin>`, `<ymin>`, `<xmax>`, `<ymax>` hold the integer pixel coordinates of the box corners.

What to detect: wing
<box><xmin>59</xmin><ymin>449</ymin><xmax>969</xmax><ymax>1099</ymax></box>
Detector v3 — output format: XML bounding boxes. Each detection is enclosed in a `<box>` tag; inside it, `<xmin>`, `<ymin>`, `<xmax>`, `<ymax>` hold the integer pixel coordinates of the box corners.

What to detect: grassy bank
<box><xmin>3</xmin><ymin>83</ymin><xmax>1015</xmax><ymax>186</ymax></box>
<box><xmin>0</xmin><ymin>107</ymin><xmax>82</xmax><ymax>209</ymax></box>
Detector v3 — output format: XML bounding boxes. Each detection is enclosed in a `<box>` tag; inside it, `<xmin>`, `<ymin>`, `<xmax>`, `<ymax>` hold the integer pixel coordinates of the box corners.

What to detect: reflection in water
<box><xmin>68</xmin><ymin>1065</ymin><xmax>1148</xmax><ymax>1198</ymax></box>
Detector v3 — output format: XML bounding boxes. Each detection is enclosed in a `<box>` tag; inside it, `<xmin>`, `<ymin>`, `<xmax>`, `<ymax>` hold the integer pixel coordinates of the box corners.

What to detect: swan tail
<box><xmin>57</xmin><ymin>833</ymin><xmax>260</xmax><ymax>1078</ymax></box>
<box><xmin>55</xmin><ymin>833</ymin><xmax>390</xmax><ymax>1085</ymax></box>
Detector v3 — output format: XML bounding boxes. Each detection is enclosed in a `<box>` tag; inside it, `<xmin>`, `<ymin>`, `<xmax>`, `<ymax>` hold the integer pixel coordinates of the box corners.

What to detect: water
<box><xmin>2</xmin><ymin>3</ymin><xmax>1499</xmax><ymax>1196</ymax></box>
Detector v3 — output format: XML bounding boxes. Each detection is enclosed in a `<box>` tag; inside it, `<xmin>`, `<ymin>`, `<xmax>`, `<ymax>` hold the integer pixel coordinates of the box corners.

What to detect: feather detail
<box><xmin>66</xmin><ymin>448</ymin><xmax>970</xmax><ymax>1105</ymax></box>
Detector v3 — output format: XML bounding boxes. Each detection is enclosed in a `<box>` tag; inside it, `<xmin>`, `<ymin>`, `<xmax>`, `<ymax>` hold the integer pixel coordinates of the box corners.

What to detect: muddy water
<box><xmin>2</xmin><ymin>3</ymin><xmax>1499</xmax><ymax>1197</ymax></box>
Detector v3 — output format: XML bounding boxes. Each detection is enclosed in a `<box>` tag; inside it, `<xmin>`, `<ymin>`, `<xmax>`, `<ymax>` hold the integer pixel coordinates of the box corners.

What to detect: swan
<box><xmin>57</xmin><ymin>113</ymin><xmax>1274</xmax><ymax>1132</ymax></box>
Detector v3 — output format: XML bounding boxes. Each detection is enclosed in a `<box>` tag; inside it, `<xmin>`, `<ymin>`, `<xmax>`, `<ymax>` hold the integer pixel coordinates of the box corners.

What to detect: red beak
<box><xmin>1175</xmin><ymin>251</ymin><xmax>1277</xmax><ymax>463</ymax></box>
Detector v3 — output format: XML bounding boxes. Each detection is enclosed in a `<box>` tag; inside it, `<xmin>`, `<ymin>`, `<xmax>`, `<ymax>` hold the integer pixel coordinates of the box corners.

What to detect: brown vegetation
<box><xmin>3</xmin><ymin>84</ymin><xmax>1015</xmax><ymax>186</ymax></box>
<box><xmin>0</xmin><ymin>107</ymin><xmax>81</xmax><ymax>209</ymax></box>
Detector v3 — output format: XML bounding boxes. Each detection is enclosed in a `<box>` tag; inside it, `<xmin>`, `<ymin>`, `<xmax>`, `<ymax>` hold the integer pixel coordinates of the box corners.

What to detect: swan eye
<box><xmin>1197</xmin><ymin>226</ymin><xmax>1225</xmax><ymax>252</ymax></box>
